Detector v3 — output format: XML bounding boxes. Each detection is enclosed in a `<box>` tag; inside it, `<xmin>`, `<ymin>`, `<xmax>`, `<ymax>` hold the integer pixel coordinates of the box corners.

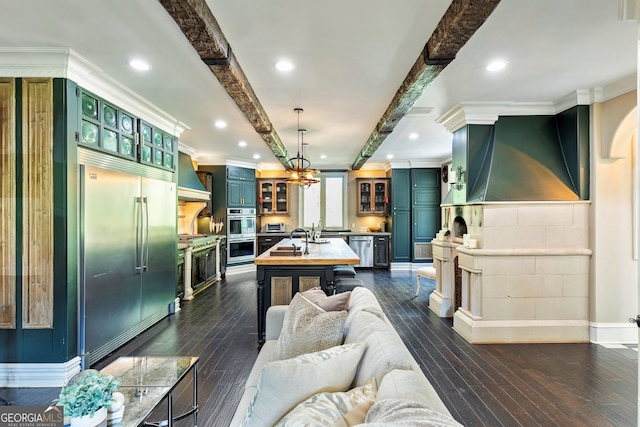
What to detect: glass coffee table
<box><xmin>100</xmin><ymin>356</ymin><xmax>198</xmax><ymax>427</ymax></box>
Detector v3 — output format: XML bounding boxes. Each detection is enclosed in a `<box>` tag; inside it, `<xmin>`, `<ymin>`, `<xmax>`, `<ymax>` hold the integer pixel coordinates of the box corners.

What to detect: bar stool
<box><xmin>334</xmin><ymin>277</ymin><xmax>364</xmax><ymax>293</ymax></box>
<box><xmin>333</xmin><ymin>265</ymin><xmax>357</xmax><ymax>278</ymax></box>
<box><xmin>415</xmin><ymin>266</ymin><xmax>436</xmax><ymax>297</ymax></box>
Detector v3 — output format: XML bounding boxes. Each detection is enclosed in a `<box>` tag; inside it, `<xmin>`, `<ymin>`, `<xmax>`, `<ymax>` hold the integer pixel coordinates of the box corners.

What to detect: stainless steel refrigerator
<box><xmin>79</xmin><ymin>149</ymin><xmax>177</xmax><ymax>366</ymax></box>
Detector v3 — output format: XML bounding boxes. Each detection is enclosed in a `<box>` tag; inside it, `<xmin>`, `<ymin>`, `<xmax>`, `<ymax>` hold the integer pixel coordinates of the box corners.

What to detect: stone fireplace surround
<box><xmin>430</xmin><ymin>202</ymin><xmax>591</xmax><ymax>343</ymax></box>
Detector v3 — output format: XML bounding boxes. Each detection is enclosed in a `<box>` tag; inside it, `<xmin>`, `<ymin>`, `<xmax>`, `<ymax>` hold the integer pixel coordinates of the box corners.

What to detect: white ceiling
<box><xmin>0</xmin><ymin>0</ymin><xmax>637</xmax><ymax>170</ymax></box>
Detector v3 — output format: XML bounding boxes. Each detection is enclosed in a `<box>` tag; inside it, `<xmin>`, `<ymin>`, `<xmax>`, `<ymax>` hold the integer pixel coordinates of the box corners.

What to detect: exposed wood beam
<box><xmin>351</xmin><ymin>0</ymin><xmax>501</xmax><ymax>169</ymax></box>
<box><xmin>157</xmin><ymin>0</ymin><xmax>290</xmax><ymax>166</ymax></box>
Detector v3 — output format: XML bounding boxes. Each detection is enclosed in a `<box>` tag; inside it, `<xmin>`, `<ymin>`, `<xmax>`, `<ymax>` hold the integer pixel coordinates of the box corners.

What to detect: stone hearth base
<box><xmin>429</xmin><ymin>290</ymin><xmax>452</xmax><ymax>318</ymax></box>
<box><xmin>454</xmin><ymin>309</ymin><xmax>590</xmax><ymax>343</ymax></box>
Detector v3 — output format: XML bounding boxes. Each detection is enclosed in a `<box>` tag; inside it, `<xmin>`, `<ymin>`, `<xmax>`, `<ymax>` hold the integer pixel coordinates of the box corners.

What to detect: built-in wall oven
<box><xmin>227</xmin><ymin>208</ymin><xmax>257</xmax><ymax>265</ymax></box>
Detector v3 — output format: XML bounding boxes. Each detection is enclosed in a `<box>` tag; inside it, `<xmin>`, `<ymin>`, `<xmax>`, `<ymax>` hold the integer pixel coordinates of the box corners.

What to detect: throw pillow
<box><xmin>302</xmin><ymin>288</ymin><xmax>351</xmax><ymax>311</ymax></box>
<box><xmin>242</xmin><ymin>341</ymin><xmax>368</xmax><ymax>427</ymax></box>
<box><xmin>271</xmin><ymin>292</ymin><xmax>347</xmax><ymax>361</ymax></box>
<box><xmin>357</xmin><ymin>398</ymin><xmax>463</xmax><ymax>427</ymax></box>
<box><xmin>275</xmin><ymin>377</ymin><xmax>377</xmax><ymax>427</ymax></box>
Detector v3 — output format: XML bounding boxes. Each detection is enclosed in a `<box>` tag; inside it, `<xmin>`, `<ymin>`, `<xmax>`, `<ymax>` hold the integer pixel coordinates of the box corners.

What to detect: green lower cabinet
<box><xmin>391</xmin><ymin>210</ymin><xmax>411</xmax><ymax>262</ymax></box>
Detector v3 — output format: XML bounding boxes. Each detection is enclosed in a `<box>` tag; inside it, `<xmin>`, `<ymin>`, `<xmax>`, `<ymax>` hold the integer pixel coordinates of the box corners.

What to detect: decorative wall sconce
<box><xmin>451</xmin><ymin>165</ymin><xmax>465</xmax><ymax>191</ymax></box>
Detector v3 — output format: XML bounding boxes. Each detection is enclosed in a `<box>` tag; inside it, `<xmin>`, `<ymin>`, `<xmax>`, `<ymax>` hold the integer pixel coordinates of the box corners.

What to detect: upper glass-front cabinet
<box><xmin>258</xmin><ymin>179</ymin><xmax>288</xmax><ymax>215</ymax></box>
<box><xmin>79</xmin><ymin>89</ymin><xmax>176</xmax><ymax>171</ymax></box>
<box><xmin>356</xmin><ymin>178</ymin><xmax>389</xmax><ymax>216</ymax></box>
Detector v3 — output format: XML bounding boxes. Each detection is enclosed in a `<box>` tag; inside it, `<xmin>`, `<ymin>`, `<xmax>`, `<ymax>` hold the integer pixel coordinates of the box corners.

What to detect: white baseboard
<box><xmin>390</xmin><ymin>262</ymin><xmax>433</xmax><ymax>271</ymax></box>
<box><xmin>0</xmin><ymin>356</ymin><xmax>81</xmax><ymax>387</ymax></box>
<box><xmin>226</xmin><ymin>264</ymin><xmax>257</xmax><ymax>275</ymax></box>
<box><xmin>589</xmin><ymin>322</ymin><xmax>639</xmax><ymax>344</ymax></box>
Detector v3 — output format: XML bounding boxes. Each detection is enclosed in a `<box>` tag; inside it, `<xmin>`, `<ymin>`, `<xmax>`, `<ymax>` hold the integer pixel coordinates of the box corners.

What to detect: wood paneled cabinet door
<box><xmin>356</xmin><ymin>179</ymin><xmax>389</xmax><ymax>216</ymax></box>
<box><xmin>258</xmin><ymin>179</ymin><xmax>288</xmax><ymax>215</ymax></box>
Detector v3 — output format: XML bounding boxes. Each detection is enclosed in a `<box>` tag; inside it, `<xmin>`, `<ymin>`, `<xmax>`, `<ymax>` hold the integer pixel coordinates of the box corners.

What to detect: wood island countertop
<box><xmin>254</xmin><ymin>237</ymin><xmax>359</xmax><ymax>266</ymax></box>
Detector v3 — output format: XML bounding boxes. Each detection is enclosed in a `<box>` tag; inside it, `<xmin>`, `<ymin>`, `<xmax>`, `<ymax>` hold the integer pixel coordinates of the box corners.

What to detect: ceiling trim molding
<box><xmin>350</xmin><ymin>0</ymin><xmax>502</xmax><ymax>169</ymax></box>
<box><xmin>437</xmin><ymin>92</ymin><xmax>618</xmax><ymax>133</ymax></box>
<box><xmin>0</xmin><ymin>47</ymin><xmax>189</xmax><ymax>137</ymax></box>
<box><xmin>158</xmin><ymin>0</ymin><xmax>290</xmax><ymax>168</ymax></box>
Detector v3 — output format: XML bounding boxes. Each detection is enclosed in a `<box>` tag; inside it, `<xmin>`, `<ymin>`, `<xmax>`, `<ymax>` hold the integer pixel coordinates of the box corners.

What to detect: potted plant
<box><xmin>56</xmin><ymin>369</ymin><xmax>120</xmax><ymax>427</ymax></box>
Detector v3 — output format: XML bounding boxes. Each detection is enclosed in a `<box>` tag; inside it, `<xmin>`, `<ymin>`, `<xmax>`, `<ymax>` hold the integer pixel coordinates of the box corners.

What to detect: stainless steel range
<box><xmin>178</xmin><ymin>234</ymin><xmax>224</xmax><ymax>298</ymax></box>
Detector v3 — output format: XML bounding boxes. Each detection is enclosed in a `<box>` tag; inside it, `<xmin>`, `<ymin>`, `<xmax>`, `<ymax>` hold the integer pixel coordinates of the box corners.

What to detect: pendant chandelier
<box><xmin>286</xmin><ymin>107</ymin><xmax>319</xmax><ymax>186</ymax></box>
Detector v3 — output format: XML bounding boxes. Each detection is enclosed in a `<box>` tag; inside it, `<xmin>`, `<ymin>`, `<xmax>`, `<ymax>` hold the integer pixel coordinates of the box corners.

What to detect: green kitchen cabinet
<box><xmin>226</xmin><ymin>166</ymin><xmax>256</xmax><ymax>208</ymax></box>
<box><xmin>390</xmin><ymin>168</ymin><xmax>441</xmax><ymax>263</ymax></box>
<box><xmin>411</xmin><ymin>168</ymin><xmax>440</xmax><ymax>261</ymax></box>
<box><xmin>79</xmin><ymin>89</ymin><xmax>176</xmax><ymax>171</ymax></box>
<box><xmin>203</xmin><ymin>165</ymin><xmax>257</xmax><ymax>227</ymax></box>
<box><xmin>391</xmin><ymin>210</ymin><xmax>411</xmax><ymax>262</ymax></box>
<box><xmin>227</xmin><ymin>166</ymin><xmax>255</xmax><ymax>182</ymax></box>
<box><xmin>391</xmin><ymin>169</ymin><xmax>411</xmax><ymax>262</ymax></box>
<box><xmin>392</xmin><ymin>169</ymin><xmax>411</xmax><ymax>210</ymax></box>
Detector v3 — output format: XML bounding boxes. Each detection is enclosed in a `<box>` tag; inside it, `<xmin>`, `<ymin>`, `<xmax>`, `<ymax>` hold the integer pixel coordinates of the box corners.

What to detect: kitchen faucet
<box><xmin>289</xmin><ymin>228</ymin><xmax>309</xmax><ymax>255</ymax></box>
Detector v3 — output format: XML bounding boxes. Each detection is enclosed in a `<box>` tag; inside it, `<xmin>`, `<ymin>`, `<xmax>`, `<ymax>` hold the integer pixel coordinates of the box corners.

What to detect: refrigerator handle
<box><xmin>135</xmin><ymin>197</ymin><xmax>143</xmax><ymax>273</ymax></box>
<box><xmin>142</xmin><ymin>197</ymin><xmax>149</xmax><ymax>272</ymax></box>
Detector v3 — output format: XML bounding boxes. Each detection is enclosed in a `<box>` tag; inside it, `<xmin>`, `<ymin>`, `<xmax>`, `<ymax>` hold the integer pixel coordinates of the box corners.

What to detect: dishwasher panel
<box><xmin>349</xmin><ymin>235</ymin><xmax>373</xmax><ymax>267</ymax></box>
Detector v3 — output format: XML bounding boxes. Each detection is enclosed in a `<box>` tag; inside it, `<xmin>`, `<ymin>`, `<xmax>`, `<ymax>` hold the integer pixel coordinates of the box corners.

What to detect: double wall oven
<box><xmin>227</xmin><ymin>208</ymin><xmax>256</xmax><ymax>265</ymax></box>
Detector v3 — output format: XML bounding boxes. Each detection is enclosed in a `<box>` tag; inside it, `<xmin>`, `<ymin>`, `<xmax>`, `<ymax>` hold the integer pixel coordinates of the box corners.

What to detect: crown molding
<box><xmin>178</xmin><ymin>143</ymin><xmax>198</xmax><ymax>157</ymax></box>
<box><xmin>438</xmin><ymin>77</ymin><xmax>638</xmax><ymax>133</ymax></box>
<box><xmin>0</xmin><ymin>47</ymin><xmax>189</xmax><ymax>137</ymax></box>
<box><xmin>437</xmin><ymin>101</ymin><xmax>558</xmax><ymax>133</ymax></box>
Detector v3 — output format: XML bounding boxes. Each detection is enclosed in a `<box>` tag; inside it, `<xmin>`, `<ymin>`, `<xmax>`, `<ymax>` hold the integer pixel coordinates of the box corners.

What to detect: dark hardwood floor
<box><xmin>1</xmin><ymin>269</ymin><xmax>637</xmax><ymax>426</ymax></box>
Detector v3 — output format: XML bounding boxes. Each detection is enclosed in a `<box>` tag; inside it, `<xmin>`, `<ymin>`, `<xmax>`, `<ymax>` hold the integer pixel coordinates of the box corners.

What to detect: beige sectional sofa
<box><xmin>230</xmin><ymin>287</ymin><xmax>460</xmax><ymax>426</ymax></box>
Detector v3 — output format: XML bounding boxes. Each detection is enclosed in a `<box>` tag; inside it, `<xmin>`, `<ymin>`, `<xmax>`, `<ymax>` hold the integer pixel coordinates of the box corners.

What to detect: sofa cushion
<box><xmin>344</xmin><ymin>311</ymin><xmax>412</xmax><ymax>387</ymax></box>
<box><xmin>302</xmin><ymin>287</ymin><xmax>351</xmax><ymax>311</ymax></box>
<box><xmin>344</xmin><ymin>287</ymin><xmax>385</xmax><ymax>337</ymax></box>
<box><xmin>358</xmin><ymin>398</ymin><xmax>463</xmax><ymax>426</ymax></box>
<box><xmin>242</xmin><ymin>341</ymin><xmax>367</xmax><ymax>427</ymax></box>
<box><xmin>272</xmin><ymin>292</ymin><xmax>347</xmax><ymax>361</ymax></box>
<box><xmin>274</xmin><ymin>377</ymin><xmax>377</xmax><ymax>427</ymax></box>
<box><xmin>377</xmin><ymin>369</ymin><xmax>452</xmax><ymax>417</ymax></box>
<box><xmin>244</xmin><ymin>340</ymin><xmax>277</xmax><ymax>390</ymax></box>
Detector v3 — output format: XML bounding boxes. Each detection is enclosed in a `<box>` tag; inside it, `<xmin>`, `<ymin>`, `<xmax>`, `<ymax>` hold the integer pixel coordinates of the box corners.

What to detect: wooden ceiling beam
<box><xmin>351</xmin><ymin>0</ymin><xmax>501</xmax><ymax>169</ymax></box>
<box><xmin>158</xmin><ymin>0</ymin><xmax>290</xmax><ymax>166</ymax></box>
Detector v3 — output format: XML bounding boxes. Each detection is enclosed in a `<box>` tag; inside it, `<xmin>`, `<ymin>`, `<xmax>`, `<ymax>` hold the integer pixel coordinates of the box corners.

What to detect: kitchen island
<box><xmin>254</xmin><ymin>237</ymin><xmax>359</xmax><ymax>344</ymax></box>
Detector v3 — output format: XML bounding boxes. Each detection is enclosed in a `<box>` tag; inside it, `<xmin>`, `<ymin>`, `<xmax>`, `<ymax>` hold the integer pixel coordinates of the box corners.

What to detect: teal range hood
<box><xmin>449</xmin><ymin>106</ymin><xmax>589</xmax><ymax>204</ymax></box>
<box><xmin>177</xmin><ymin>152</ymin><xmax>210</xmax><ymax>201</ymax></box>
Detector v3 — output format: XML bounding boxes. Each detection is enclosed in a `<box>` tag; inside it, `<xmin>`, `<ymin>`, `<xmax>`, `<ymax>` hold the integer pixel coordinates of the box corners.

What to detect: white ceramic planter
<box><xmin>69</xmin><ymin>407</ymin><xmax>107</xmax><ymax>427</ymax></box>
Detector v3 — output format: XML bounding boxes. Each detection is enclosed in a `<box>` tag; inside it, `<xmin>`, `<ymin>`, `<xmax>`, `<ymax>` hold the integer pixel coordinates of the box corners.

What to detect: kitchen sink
<box><xmin>269</xmin><ymin>245</ymin><xmax>302</xmax><ymax>256</ymax></box>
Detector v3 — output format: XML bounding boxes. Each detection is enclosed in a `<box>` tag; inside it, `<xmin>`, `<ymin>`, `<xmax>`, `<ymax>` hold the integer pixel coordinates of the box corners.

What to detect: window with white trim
<box><xmin>300</xmin><ymin>172</ymin><xmax>347</xmax><ymax>230</ymax></box>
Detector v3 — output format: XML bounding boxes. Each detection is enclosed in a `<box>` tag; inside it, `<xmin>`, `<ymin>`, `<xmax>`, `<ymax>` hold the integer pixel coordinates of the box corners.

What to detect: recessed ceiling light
<box><xmin>320</xmin><ymin>154</ymin><xmax>327</xmax><ymax>159</ymax></box>
<box><xmin>253</xmin><ymin>154</ymin><xmax>261</xmax><ymax>160</ymax></box>
<box><xmin>274</xmin><ymin>60</ymin><xmax>295</xmax><ymax>72</ymax></box>
<box><xmin>386</xmin><ymin>154</ymin><xmax>394</xmax><ymax>159</ymax></box>
<box><xmin>128</xmin><ymin>59</ymin><xmax>151</xmax><ymax>71</ymax></box>
<box><xmin>409</xmin><ymin>133</ymin><xmax>418</xmax><ymax>139</ymax></box>
<box><xmin>238</xmin><ymin>141</ymin><xmax>247</xmax><ymax>147</ymax></box>
<box><xmin>486</xmin><ymin>60</ymin><xmax>507</xmax><ymax>72</ymax></box>
<box><xmin>214</xmin><ymin>120</ymin><xmax>227</xmax><ymax>129</ymax></box>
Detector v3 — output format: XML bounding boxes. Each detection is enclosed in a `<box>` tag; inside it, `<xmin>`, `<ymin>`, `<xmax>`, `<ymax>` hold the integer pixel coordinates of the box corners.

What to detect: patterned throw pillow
<box><xmin>275</xmin><ymin>377</ymin><xmax>377</xmax><ymax>427</ymax></box>
<box><xmin>272</xmin><ymin>292</ymin><xmax>347</xmax><ymax>361</ymax></box>
<box><xmin>242</xmin><ymin>342</ymin><xmax>368</xmax><ymax>427</ymax></box>
<box><xmin>356</xmin><ymin>398</ymin><xmax>463</xmax><ymax>427</ymax></box>
<box><xmin>302</xmin><ymin>288</ymin><xmax>351</xmax><ymax>311</ymax></box>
